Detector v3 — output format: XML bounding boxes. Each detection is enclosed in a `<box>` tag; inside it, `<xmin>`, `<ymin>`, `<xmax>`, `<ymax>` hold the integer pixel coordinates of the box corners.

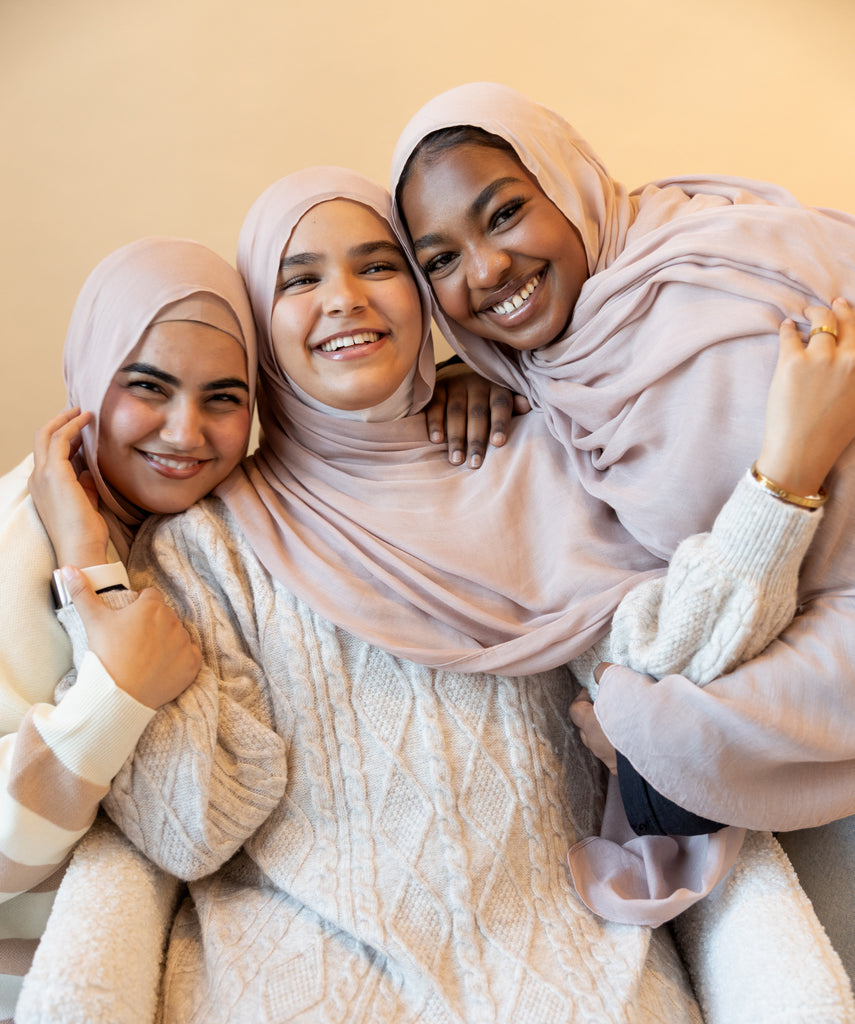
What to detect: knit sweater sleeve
<box><xmin>102</xmin><ymin>502</ymin><xmax>288</xmax><ymax>882</ymax></box>
<box><xmin>572</xmin><ymin>472</ymin><xmax>821</xmax><ymax>695</ymax></box>
<box><xmin>0</xmin><ymin>458</ymin><xmax>154</xmax><ymax>900</ymax></box>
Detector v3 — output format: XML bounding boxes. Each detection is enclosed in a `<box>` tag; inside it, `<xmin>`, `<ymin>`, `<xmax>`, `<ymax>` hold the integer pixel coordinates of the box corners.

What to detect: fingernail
<box><xmin>430</xmin><ymin>430</ymin><xmax>443</xmax><ymax>443</ymax></box>
<box><xmin>450</xmin><ymin>450</ymin><xmax>464</xmax><ymax>465</ymax></box>
<box><xmin>60</xmin><ymin>566</ymin><xmax>77</xmax><ymax>581</ymax></box>
<box><xmin>491</xmin><ymin>432</ymin><xmax>506</xmax><ymax>446</ymax></box>
<box><xmin>469</xmin><ymin>454</ymin><xmax>482</xmax><ymax>469</ymax></box>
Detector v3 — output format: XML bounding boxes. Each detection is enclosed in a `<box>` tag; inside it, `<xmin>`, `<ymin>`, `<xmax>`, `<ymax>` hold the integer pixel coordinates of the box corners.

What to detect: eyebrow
<box><xmin>412</xmin><ymin>176</ymin><xmax>524</xmax><ymax>253</ymax></box>
<box><xmin>119</xmin><ymin>362</ymin><xmax>248</xmax><ymax>392</ymax></box>
<box><xmin>279</xmin><ymin>239</ymin><xmax>404</xmax><ymax>273</ymax></box>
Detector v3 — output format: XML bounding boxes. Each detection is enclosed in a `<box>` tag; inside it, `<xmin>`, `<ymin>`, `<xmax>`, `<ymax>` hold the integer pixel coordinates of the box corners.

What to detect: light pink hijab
<box><xmin>391</xmin><ymin>84</ymin><xmax>855</xmax><ymax>832</ymax></box>
<box><xmin>217</xmin><ymin>167</ymin><xmax>664</xmax><ymax>673</ymax></box>
<box><xmin>64</xmin><ymin>236</ymin><xmax>257</xmax><ymax>559</ymax></box>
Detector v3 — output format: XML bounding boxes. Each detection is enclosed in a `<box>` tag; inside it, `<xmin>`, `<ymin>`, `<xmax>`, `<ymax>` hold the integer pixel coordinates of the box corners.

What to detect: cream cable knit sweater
<box><xmin>95</xmin><ymin>471</ymin><xmax>818</xmax><ymax>1024</ymax></box>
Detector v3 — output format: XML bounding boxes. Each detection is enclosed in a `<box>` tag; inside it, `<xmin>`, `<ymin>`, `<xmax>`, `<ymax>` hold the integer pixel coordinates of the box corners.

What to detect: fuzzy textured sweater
<box><xmin>98</xmin><ymin>471</ymin><xmax>825</xmax><ymax>1023</ymax></box>
<box><xmin>103</xmin><ymin>498</ymin><xmax>705</xmax><ymax>1024</ymax></box>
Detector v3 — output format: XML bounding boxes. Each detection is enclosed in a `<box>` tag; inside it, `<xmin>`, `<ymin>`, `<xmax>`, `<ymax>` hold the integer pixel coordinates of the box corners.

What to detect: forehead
<box><xmin>286</xmin><ymin>198</ymin><xmax>395</xmax><ymax>254</ymax></box>
<box><xmin>402</xmin><ymin>143</ymin><xmax>531</xmax><ymax>224</ymax></box>
<box><xmin>125</xmin><ymin>320</ymin><xmax>247</xmax><ymax>376</ymax></box>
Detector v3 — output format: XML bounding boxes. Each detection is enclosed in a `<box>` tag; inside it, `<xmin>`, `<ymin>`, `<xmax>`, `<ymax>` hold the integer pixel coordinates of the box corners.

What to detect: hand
<box><xmin>569</xmin><ymin>671</ymin><xmax>618</xmax><ymax>774</ymax></box>
<box><xmin>29</xmin><ymin>408</ymin><xmax>110</xmax><ymax>567</ymax></box>
<box><xmin>756</xmin><ymin>298</ymin><xmax>855</xmax><ymax>496</ymax></box>
<box><xmin>59</xmin><ymin>565</ymin><xmax>201</xmax><ymax>709</ymax></box>
<box><xmin>426</xmin><ymin>365</ymin><xmax>529</xmax><ymax>468</ymax></box>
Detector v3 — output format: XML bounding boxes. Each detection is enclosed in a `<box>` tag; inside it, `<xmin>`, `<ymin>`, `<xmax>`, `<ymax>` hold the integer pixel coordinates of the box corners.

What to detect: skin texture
<box><xmin>97</xmin><ymin>321</ymin><xmax>251</xmax><ymax>515</ymax></box>
<box><xmin>271</xmin><ymin>199</ymin><xmax>424</xmax><ymax>411</ymax></box>
<box><xmin>400</xmin><ymin>143</ymin><xmax>588</xmax><ymax>352</ymax></box>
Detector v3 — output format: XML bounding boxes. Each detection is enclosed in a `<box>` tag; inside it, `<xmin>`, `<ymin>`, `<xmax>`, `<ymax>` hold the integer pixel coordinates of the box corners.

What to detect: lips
<box><xmin>482</xmin><ymin>272</ymin><xmax>542</xmax><ymax>317</ymax></box>
<box><xmin>141</xmin><ymin>451</ymin><xmax>207</xmax><ymax>477</ymax></box>
<box><xmin>316</xmin><ymin>331</ymin><xmax>383</xmax><ymax>353</ymax></box>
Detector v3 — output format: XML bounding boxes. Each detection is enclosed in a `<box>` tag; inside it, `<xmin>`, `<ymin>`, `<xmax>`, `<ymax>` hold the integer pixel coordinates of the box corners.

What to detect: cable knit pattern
<box><xmin>571</xmin><ymin>472</ymin><xmax>820</xmax><ymax>695</ymax></box>
<box><xmin>103</xmin><ymin>498</ymin><xmax>703</xmax><ymax>1023</ymax></box>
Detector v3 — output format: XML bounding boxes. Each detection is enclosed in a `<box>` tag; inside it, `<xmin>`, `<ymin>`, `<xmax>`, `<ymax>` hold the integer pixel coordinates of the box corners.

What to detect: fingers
<box><xmin>804</xmin><ymin>304</ymin><xmax>840</xmax><ymax>356</ymax></box>
<box><xmin>486</xmin><ymin>385</ymin><xmax>513</xmax><ymax>448</ymax></box>
<box><xmin>832</xmin><ymin>297</ymin><xmax>855</xmax><ymax>348</ymax></box>
<box><xmin>428</xmin><ymin>371</ymin><xmax>524</xmax><ymax>468</ymax></box>
<box><xmin>55</xmin><ymin>565</ymin><xmax>103</xmax><ymax>625</ymax></box>
<box><xmin>32</xmin><ymin>408</ymin><xmax>92</xmax><ymax>465</ymax></box>
<box><xmin>424</xmin><ymin>386</ymin><xmax>448</xmax><ymax>445</ymax></box>
<box><xmin>444</xmin><ymin>375</ymin><xmax>474</xmax><ymax>466</ymax></box>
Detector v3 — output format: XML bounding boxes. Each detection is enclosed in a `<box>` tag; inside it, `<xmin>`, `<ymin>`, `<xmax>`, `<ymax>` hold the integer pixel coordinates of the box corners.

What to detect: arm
<box><xmin>0</xmin><ymin>411</ymin><xmax>203</xmax><ymax>899</ymax></box>
<box><xmin>102</xmin><ymin>504</ymin><xmax>288</xmax><ymax>881</ymax></box>
<box><xmin>571</xmin><ymin>303</ymin><xmax>855</xmax><ymax>830</ymax></box>
<box><xmin>0</xmin><ymin>569</ymin><xmax>202</xmax><ymax>902</ymax></box>
<box><xmin>593</xmin><ymin>302</ymin><xmax>855</xmax><ymax>828</ymax></box>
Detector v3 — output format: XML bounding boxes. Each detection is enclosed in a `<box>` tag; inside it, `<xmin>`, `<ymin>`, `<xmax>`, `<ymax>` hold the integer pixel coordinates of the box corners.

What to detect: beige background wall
<box><xmin>2</xmin><ymin>0</ymin><xmax>854</xmax><ymax>468</ymax></box>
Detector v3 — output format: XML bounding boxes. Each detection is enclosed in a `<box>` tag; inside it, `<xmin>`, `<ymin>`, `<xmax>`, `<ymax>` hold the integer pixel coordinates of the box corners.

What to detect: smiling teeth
<box><xmin>146</xmin><ymin>453</ymin><xmax>201</xmax><ymax>470</ymax></box>
<box><xmin>490</xmin><ymin>274</ymin><xmax>541</xmax><ymax>316</ymax></box>
<box><xmin>320</xmin><ymin>332</ymin><xmax>380</xmax><ymax>353</ymax></box>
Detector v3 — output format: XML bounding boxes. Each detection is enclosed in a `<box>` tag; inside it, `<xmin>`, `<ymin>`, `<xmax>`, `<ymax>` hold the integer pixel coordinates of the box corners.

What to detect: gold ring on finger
<box><xmin>809</xmin><ymin>325</ymin><xmax>838</xmax><ymax>340</ymax></box>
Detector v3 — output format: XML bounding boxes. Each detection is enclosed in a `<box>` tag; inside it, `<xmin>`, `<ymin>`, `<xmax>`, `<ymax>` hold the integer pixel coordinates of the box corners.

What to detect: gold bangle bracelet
<box><xmin>750</xmin><ymin>462</ymin><xmax>828</xmax><ymax>509</ymax></box>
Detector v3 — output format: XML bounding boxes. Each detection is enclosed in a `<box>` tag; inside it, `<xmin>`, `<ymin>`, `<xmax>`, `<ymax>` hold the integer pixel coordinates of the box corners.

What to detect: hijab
<box><xmin>217</xmin><ymin>167</ymin><xmax>664</xmax><ymax>673</ymax></box>
<box><xmin>63</xmin><ymin>236</ymin><xmax>257</xmax><ymax>559</ymax></box>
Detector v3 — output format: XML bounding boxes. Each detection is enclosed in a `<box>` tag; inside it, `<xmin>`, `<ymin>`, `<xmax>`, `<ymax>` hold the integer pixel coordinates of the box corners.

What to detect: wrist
<box><xmin>750</xmin><ymin>461</ymin><xmax>828</xmax><ymax>510</ymax></box>
<box><xmin>57</xmin><ymin>542</ymin><xmax>110</xmax><ymax>569</ymax></box>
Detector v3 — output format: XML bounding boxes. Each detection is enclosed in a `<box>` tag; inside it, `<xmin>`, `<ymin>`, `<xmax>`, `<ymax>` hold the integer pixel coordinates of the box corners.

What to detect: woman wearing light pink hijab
<box><xmin>0</xmin><ymin>235</ymin><xmax>257</xmax><ymax>1022</ymax></box>
<box><xmin>392</xmin><ymin>83</ymin><xmax>855</xmax><ymax>970</ymax></box>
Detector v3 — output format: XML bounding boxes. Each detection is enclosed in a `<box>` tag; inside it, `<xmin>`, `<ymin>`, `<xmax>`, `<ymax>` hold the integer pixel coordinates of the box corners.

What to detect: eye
<box><xmin>277</xmin><ymin>272</ymin><xmax>319</xmax><ymax>293</ymax></box>
<box><xmin>490</xmin><ymin>198</ymin><xmax>525</xmax><ymax>230</ymax></box>
<box><xmin>206</xmin><ymin>392</ymin><xmax>247</xmax><ymax>409</ymax></box>
<box><xmin>422</xmin><ymin>251</ymin><xmax>458</xmax><ymax>277</ymax></box>
<box><xmin>363</xmin><ymin>260</ymin><xmax>398</xmax><ymax>276</ymax></box>
<box><xmin>127</xmin><ymin>378</ymin><xmax>167</xmax><ymax>398</ymax></box>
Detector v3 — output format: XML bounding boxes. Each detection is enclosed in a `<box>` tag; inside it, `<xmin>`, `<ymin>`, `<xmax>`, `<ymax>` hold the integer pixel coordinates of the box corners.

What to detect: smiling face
<box><xmin>97</xmin><ymin>320</ymin><xmax>251</xmax><ymax>514</ymax></box>
<box><xmin>269</xmin><ymin>199</ymin><xmax>425</xmax><ymax>411</ymax></box>
<box><xmin>400</xmin><ymin>142</ymin><xmax>588</xmax><ymax>351</ymax></box>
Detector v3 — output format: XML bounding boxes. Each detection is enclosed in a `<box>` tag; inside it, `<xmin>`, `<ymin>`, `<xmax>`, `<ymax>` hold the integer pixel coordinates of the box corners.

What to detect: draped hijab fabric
<box><xmin>390</xmin><ymin>83</ymin><xmax>855</xmax><ymax>833</ymax></box>
<box><xmin>390</xmin><ymin>81</ymin><xmax>855</xmax><ymax>559</ymax></box>
<box><xmin>218</xmin><ymin>167</ymin><xmax>664</xmax><ymax>673</ymax></box>
<box><xmin>63</xmin><ymin>237</ymin><xmax>257</xmax><ymax>559</ymax></box>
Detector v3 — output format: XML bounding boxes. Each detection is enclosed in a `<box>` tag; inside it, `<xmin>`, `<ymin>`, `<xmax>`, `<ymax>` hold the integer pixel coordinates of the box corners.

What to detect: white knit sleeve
<box><xmin>102</xmin><ymin>504</ymin><xmax>288</xmax><ymax>881</ymax></box>
<box><xmin>575</xmin><ymin>472</ymin><xmax>821</xmax><ymax>694</ymax></box>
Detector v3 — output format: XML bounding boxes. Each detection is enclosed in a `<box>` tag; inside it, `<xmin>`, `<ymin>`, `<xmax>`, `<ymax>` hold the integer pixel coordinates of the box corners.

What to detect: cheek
<box><xmin>270</xmin><ymin>299</ymin><xmax>309</xmax><ymax>358</ymax></box>
<box><xmin>429</xmin><ymin>276</ymin><xmax>465</xmax><ymax>320</ymax></box>
<box><xmin>212</xmin><ymin>411</ymin><xmax>252</xmax><ymax>463</ymax></box>
<box><xmin>98</xmin><ymin>398</ymin><xmax>149</xmax><ymax>451</ymax></box>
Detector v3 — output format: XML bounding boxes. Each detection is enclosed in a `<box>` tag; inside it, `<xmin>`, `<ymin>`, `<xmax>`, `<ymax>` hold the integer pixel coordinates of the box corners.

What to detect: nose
<box><xmin>160</xmin><ymin>398</ymin><xmax>205</xmax><ymax>450</ymax></box>
<box><xmin>322</xmin><ymin>271</ymin><xmax>368</xmax><ymax>316</ymax></box>
<box><xmin>465</xmin><ymin>241</ymin><xmax>512</xmax><ymax>289</ymax></box>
